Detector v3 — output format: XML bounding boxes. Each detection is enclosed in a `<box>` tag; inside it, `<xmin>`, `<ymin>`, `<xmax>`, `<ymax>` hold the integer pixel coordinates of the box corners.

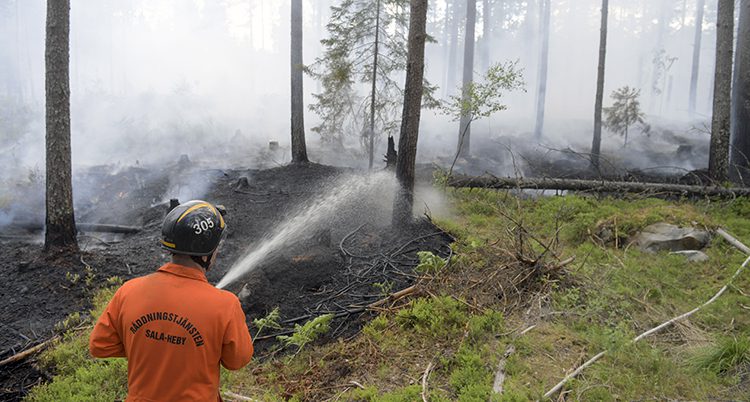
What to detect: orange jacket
<box><xmin>89</xmin><ymin>263</ymin><xmax>253</xmax><ymax>402</ymax></box>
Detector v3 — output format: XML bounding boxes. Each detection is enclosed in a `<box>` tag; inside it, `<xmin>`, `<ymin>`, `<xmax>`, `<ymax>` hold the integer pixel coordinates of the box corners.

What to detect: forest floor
<box><xmin>0</xmin><ymin>161</ymin><xmax>450</xmax><ymax>401</ymax></box>
<box><xmin>4</xmin><ymin>161</ymin><xmax>750</xmax><ymax>401</ymax></box>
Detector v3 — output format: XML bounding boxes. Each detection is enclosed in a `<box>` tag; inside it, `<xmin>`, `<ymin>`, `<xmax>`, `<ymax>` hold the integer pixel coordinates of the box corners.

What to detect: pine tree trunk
<box><xmin>709</xmin><ymin>0</ymin><xmax>734</xmax><ymax>182</ymax></box>
<box><xmin>457</xmin><ymin>0</ymin><xmax>476</xmax><ymax>158</ymax></box>
<box><xmin>689</xmin><ymin>0</ymin><xmax>706</xmax><ymax>117</ymax></box>
<box><xmin>590</xmin><ymin>0</ymin><xmax>609</xmax><ymax>171</ymax></box>
<box><xmin>446</xmin><ymin>0</ymin><xmax>462</xmax><ymax>96</ymax></box>
<box><xmin>393</xmin><ymin>0</ymin><xmax>428</xmax><ymax>226</ymax></box>
<box><xmin>45</xmin><ymin>0</ymin><xmax>78</xmax><ymax>252</ymax></box>
<box><xmin>441</xmin><ymin>1</ymin><xmax>453</xmax><ymax>97</ymax></box>
<box><xmin>291</xmin><ymin>0</ymin><xmax>308</xmax><ymax>164</ymax></box>
<box><xmin>534</xmin><ymin>0</ymin><xmax>551</xmax><ymax>139</ymax></box>
<box><xmin>369</xmin><ymin>0</ymin><xmax>381</xmax><ymax>170</ymax></box>
<box><xmin>730</xmin><ymin>0</ymin><xmax>750</xmax><ymax>182</ymax></box>
<box><xmin>481</xmin><ymin>0</ymin><xmax>490</xmax><ymax>71</ymax></box>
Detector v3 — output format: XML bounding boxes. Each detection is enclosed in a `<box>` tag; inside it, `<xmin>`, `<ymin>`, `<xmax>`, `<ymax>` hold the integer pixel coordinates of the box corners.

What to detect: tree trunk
<box><xmin>730</xmin><ymin>0</ymin><xmax>750</xmax><ymax>182</ymax></box>
<box><xmin>457</xmin><ymin>0</ymin><xmax>476</xmax><ymax>158</ymax></box>
<box><xmin>446</xmin><ymin>0</ymin><xmax>462</xmax><ymax>96</ymax></box>
<box><xmin>709</xmin><ymin>0</ymin><xmax>734</xmax><ymax>182</ymax></box>
<box><xmin>291</xmin><ymin>0</ymin><xmax>308</xmax><ymax>164</ymax></box>
<box><xmin>369</xmin><ymin>0</ymin><xmax>382</xmax><ymax>170</ymax></box>
<box><xmin>447</xmin><ymin>175</ymin><xmax>750</xmax><ymax>198</ymax></box>
<box><xmin>534</xmin><ymin>0</ymin><xmax>551</xmax><ymax>139</ymax></box>
<box><xmin>45</xmin><ymin>0</ymin><xmax>78</xmax><ymax>252</ymax></box>
<box><xmin>393</xmin><ymin>0</ymin><xmax>428</xmax><ymax>226</ymax></box>
<box><xmin>590</xmin><ymin>0</ymin><xmax>609</xmax><ymax>171</ymax></box>
<box><xmin>481</xmin><ymin>0</ymin><xmax>491</xmax><ymax>71</ymax></box>
<box><xmin>689</xmin><ymin>0</ymin><xmax>706</xmax><ymax>117</ymax></box>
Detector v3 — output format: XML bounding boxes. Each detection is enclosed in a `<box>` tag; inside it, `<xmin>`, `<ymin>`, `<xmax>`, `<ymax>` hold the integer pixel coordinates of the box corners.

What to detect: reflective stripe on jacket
<box><xmin>89</xmin><ymin>263</ymin><xmax>253</xmax><ymax>402</ymax></box>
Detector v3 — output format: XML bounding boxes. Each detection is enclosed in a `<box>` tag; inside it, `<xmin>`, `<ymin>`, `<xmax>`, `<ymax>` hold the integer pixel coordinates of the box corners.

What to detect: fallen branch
<box><xmin>421</xmin><ymin>361</ymin><xmax>434</xmax><ymax>402</ymax></box>
<box><xmin>492</xmin><ymin>325</ymin><xmax>536</xmax><ymax>394</ymax></box>
<box><xmin>544</xmin><ymin>228</ymin><xmax>750</xmax><ymax>398</ymax></box>
<box><xmin>716</xmin><ymin>228</ymin><xmax>750</xmax><ymax>255</ymax></box>
<box><xmin>367</xmin><ymin>285</ymin><xmax>419</xmax><ymax>309</ymax></box>
<box><xmin>448</xmin><ymin>175</ymin><xmax>750</xmax><ymax>198</ymax></box>
<box><xmin>223</xmin><ymin>390</ymin><xmax>259</xmax><ymax>402</ymax></box>
<box><xmin>10</xmin><ymin>221</ymin><xmax>141</xmax><ymax>234</ymax></box>
<box><xmin>0</xmin><ymin>336</ymin><xmax>59</xmax><ymax>367</ymax></box>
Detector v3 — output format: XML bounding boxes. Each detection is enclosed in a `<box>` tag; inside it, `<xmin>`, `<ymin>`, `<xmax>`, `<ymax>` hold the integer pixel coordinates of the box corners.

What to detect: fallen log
<box><xmin>448</xmin><ymin>175</ymin><xmax>750</xmax><ymax>198</ymax></box>
<box><xmin>0</xmin><ymin>336</ymin><xmax>59</xmax><ymax>367</ymax></box>
<box><xmin>9</xmin><ymin>221</ymin><xmax>141</xmax><ymax>234</ymax></box>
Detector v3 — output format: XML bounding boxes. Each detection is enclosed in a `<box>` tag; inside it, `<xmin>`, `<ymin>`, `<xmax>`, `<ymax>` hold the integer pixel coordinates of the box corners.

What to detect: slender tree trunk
<box><xmin>291</xmin><ymin>0</ymin><xmax>308</xmax><ymax>163</ymax></box>
<box><xmin>369</xmin><ymin>0</ymin><xmax>381</xmax><ymax>170</ymax></box>
<box><xmin>590</xmin><ymin>0</ymin><xmax>609</xmax><ymax>171</ymax></box>
<box><xmin>689</xmin><ymin>0</ymin><xmax>706</xmax><ymax>117</ymax></box>
<box><xmin>709</xmin><ymin>0</ymin><xmax>734</xmax><ymax>182</ymax></box>
<box><xmin>441</xmin><ymin>1</ymin><xmax>453</xmax><ymax>97</ymax></box>
<box><xmin>394</xmin><ymin>0</ymin><xmax>428</xmax><ymax>226</ymax></box>
<box><xmin>457</xmin><ymin>0</ymin><xmax>476</xmax><ymax>158</ymax></box>
<box><xmin>45</xmin><ymin>0</ymin><xmax>78</xmax><ymax>252</ymax></box>
<box><xmin>447</xmin><ymin>0</ymin><xmax>462</xmax><ymax>95</ymax></box>
<box><xmin>481</xmin><ymin>0</ymin><xmax>491</xmax><ymax>71</ymax></box>
<box><xmin>730</xmin><ymin>0</ymin><xmax>750</xmax><ymax>181</ymax></box>
<box><xmin>534</xmin><ymin>0</ymin><xmax>551</xmax><ymax>139</ymax></box>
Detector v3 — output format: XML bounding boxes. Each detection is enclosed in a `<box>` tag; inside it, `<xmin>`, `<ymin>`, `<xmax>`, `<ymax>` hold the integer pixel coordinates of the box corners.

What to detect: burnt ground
<box><xmin>0</xmin><ymin>162</ymin><xmax>451</xmax><ymax>401</ymax></box>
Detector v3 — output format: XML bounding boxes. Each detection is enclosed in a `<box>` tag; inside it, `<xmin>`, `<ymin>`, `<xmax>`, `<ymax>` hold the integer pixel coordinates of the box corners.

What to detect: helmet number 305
<box><xmin>193</xmin><ymin>217</ymin><xmax>215</xmax><ymax>235</ymax></box>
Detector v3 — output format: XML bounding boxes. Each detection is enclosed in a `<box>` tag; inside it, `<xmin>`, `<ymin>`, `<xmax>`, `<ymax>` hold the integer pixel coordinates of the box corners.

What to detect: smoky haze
<box><xmin>0</xmin><ymin>0</ymin><xmax>721</xmax><ymax>177</ymax></box>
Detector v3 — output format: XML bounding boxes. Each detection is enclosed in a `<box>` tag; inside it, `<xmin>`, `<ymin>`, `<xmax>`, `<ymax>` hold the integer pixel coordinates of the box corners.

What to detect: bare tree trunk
<box><xmin>393</xmin><ymin>0</ymin><xmax>428</xmax><ymax>226</ymax></box>
<box><xmin>730</xmin><ymin>0</ymin><xmax>750</xmax><ymax>182</ymax></box>
<box><xmin>369</xmin><ymin>0</ymin><xmax>381</xmax><ymax>170</ymax></box>
<box><xmin>481</xmin><ymin>0</ymin><xmax>491</xmax><ymax>71</ymax></box>
<box><xmin>45</xmin><ymin>0</ymin><xmax>78</xmax><ymax>252</ymax></box>
<box><xmin>457</xmin><ymin>0</ymin><xmax>476</xmax><ymax>158</ymax></box>
<box><xmin>291</xmin><ymin>0</ymin><xmax>308</xmax><ymax>164</ymax></box>
<box><xmin>534</xmin><ymin>0</ymin><xmax>551</xmax><ymax>139</ymax></box>
<box><xmin>709</xmin><ymin>0</ymin><xmax>734</xmax><ymax>182</ymax></box>
<box><xmin>441</xmin><ymin>1</ymin><xmax>453</xmax><ymax>97</ymax></box>
<box><xmin>446</xmin><ymin>0</ymin><xmax>462</xmax><ymax>96</ymax></box>
<box><xmin>689</xmin><ymin>0</ymin><xmax>706</xmax><ymax>117</ymax></box>
<box><xmin>590</xmin><ymin>0</ymin><xmax>609</xmax><ymax>171</ymax></box>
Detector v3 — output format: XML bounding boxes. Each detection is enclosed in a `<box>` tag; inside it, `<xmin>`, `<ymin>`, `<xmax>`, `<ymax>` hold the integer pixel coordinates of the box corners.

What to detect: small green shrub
<box><xmin>395</xmin><ymin>296</ymin><xmax>466</xmax><ymax>337</ymax></box>
<box><xmin>277</xmin><ymin>314</ymin><xmax>333</xmax><ymax>356</ymax></box>
<box><xmin>694</xmin><ymin>336</ymin><xmax>750</xmax><ymax>375</ymax></box>
<box><xmin>415</xmin><ymin>251</ymin><xmax>449</xmax><ymax>274</ymax></box>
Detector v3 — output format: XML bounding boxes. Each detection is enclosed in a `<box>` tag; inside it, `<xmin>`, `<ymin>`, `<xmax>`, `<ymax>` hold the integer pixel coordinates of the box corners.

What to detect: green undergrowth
<box><xmin>27</xmin><ymin>188</ymin><xmax>750</xmax><ymax>400</ymax></box>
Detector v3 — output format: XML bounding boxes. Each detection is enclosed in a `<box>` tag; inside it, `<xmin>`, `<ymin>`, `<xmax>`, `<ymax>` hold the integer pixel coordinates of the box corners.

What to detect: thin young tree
<box><xmin>709</xmin><ymin>0</ymin><xmax>734</xmax><ymax>182</ymax></box>
<box><xmin>457</xmin><ymin>0</ymin><xmax>477</xmax><ymax>158</ymax></box>
<box><xmin>45</xmin><ymin>0</ymin><xmax>78</xmax><ymax>251</ymax></box>
<box><xmin>533</xmin><ymin>0</ymin><xmax>551</xmax><ymax>138</ymax></box>
<box><xmin>393</xmin><ymin>0</ymin><xmax>428</xmax><ymax>226</ymax></box>
<box><xmin>291</xmin><ymin>0</ymin><xmax>308</xmax><ymax>163</ymax></box>
<box><xmin>309</xmin><ymin>0</ymin><xmax>430</xmax><ymax>169</ymax></box>
<box><xmin>590</xmin><ymin>0</ymin><xmax>609</xmax><ymax>171</ymax></box>
<box><xmin>730</xmin><ymin>0</ymin><xmax>750</xmax><ymax>181</ymax></box>
<box><xmin>689</xmin><ymin>0</ymin><xmax>706</xmax><ymax>117</ymax></box>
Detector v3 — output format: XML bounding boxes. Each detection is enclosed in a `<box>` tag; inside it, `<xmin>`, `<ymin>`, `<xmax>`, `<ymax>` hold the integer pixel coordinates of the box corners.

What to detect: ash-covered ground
<box><xmin>0</xmin><ymin>161</ymin><xmax>451</xmax><ymax>400</ymax></box>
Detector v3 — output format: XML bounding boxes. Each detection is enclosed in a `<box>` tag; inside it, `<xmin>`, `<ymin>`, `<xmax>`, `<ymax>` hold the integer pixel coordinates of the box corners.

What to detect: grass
<box><xmin>26</xmin><ymin>188</ymin><xmax>750</xmax><ymax>400</ymax></box>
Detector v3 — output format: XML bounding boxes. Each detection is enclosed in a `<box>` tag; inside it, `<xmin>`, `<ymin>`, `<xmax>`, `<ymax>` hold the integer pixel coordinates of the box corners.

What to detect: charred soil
<box><xmin>0</xmin><ymin>162</ymin><xmax>451</xmax><ymax>401</ymax></box>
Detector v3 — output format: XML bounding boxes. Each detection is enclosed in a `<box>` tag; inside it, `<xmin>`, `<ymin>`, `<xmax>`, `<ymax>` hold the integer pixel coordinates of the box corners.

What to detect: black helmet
<box><xmin>161</xmin><ymin>200</ymin><xmax>226</xmax><ymax>256</ymax></box>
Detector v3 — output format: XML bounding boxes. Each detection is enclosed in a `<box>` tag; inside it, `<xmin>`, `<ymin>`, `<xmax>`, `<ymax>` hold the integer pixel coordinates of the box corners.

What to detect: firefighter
<box><xmin>90</xmin><ymin>200</ymin><xmax>253</xmax><ymax>402</ymax></box>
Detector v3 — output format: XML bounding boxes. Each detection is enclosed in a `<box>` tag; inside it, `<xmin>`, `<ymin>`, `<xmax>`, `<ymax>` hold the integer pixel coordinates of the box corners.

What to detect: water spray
<box><xmin>216</xmin><ymin>172</ymin><xmax>395</xmax><ymax>289</ymax></box>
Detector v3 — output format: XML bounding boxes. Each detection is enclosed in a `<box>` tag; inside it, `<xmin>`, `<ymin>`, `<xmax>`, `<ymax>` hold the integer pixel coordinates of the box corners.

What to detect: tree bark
<box><xmin>457</xmin><ymin>0</ymin><xmax>476</xmax><ymax>158</ymax></box>
<box><xmin>709</xmin><ymin>0</ymin><xmax>734</xmax><ymax>182</ymax></box>
<box><xmin>446</xmin><ymin>0</ymin><xmax>462</xmax><ymax>97</ymax></box>
<box><xmin>730</xmin><ymin>0</ymin><xmax>750</xmax><ymax>182</ymax></box>
<box><xmin>481</xmin><ymin>0</ymin><xmax>491</xmax><ymax>71</ymax></box>
<box><xmin>291</xmin><ymin>0</ymin><xmax>308</xmax><ymax>164</ymax></box>
<box><xmin>45</xmin><ymin>0</ymin><xmax>78</xmax><ymax>252</ymax></box>
<box><xmin>590</xmin><ymin>0</ymin><xmax>609</xmax><ymax>170</ymax></box>
<box><xmin>447</xmin><ymin>175</ymin><xmax>750</xmax><ymax>198</ymax></box>
<box><xmin>689</xmin><ymin>0</ymin><xmax>706</xmax><ymax>117</ymax></box>
<box><xmin>534</xmin><ymin>0</ymin><xmax>551</xmax><ymax>139</ymax></box>
<box><xmin>369</xmin><ymin>0</ymin><xmax>382</xmax><ymax>170</ymax></box>
<box><xmin>393</xmin><ymin>0</ymin><xmax>428</xmax><ymax>226</ymax></box>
